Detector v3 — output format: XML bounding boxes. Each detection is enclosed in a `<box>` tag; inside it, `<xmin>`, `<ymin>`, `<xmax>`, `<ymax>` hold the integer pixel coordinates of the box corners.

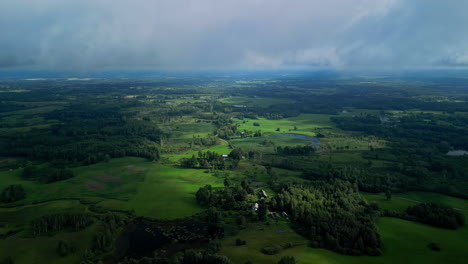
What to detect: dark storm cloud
<box><xmin>0</xmin><ymin>0</ymin><xmax>466</xmax><ymax>69</ymax></box>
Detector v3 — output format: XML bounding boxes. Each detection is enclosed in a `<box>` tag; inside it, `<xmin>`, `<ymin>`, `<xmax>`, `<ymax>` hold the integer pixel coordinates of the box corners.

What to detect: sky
<box><xmin>1</xmin><ymin>0</ymin><xmax>467</xmax><ymax>70</ymax></box>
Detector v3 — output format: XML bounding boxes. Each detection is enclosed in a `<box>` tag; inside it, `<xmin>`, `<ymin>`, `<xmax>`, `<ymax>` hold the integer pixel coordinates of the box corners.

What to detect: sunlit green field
<box><xmin>221</xmin><ymin>191</ymin><xmax>468</xmax><ymax>264</ymax></box>
<box><xmin>124</xmin><ymin>164</ymin><xmax>223</xmax><ymax>219</ymax></box>
<box><xmin>232</xmin><ymin>113</ymin><xmax>335</xmax><ymax>136</ymax></box>
<box><xmin>361</xmin><ymin>192</ymin><xmax>415</xmax><ymax>212</ymax></box>
<box><xmin>0</xmin><ymin>157</ymin><xmax>223</xmax><ymax>219</ymax></box>
<box><xmin>230</xmin><ymin>133</ymin><xmax>310</xmax><ymax>153</ymax></box>
<box><xmin>396</xmin><ymin>192</ymin><xmax>468</xmax><ymax>211</ymax></box>
<box><xmin>161</xmin><ymin>122</ymin><xmax>216</xmax><ymax>139</ymax></box>
<box><xmin>220</xmin><ymin>213</ymin><xmax>468</xmax><ymax>264</ymax></box>
<box><xmin>0</xmin><ymin>157</ymin><xmax>148</xmax><ymax>206</ymax></box>
<box><xmin>166</xmin><ymin>141</ymin><xmax>232</xmax><ymax>162</ymax></box>
<box><xmin>361</xmin><ymin>191</ymin><xmax>468</xmax><ymax>212</ymax></box>
<box><xmin>220</xmin><ymin>96</ymin><xmax>292</xmax><ymax>108</ymax></box>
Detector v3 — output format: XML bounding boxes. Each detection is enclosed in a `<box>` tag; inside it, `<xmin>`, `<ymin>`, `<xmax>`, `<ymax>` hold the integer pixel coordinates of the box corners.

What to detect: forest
<box><xmin>0</xmin><ymin>71</ymin><xmax>468</xmax><ymax>264</ymax></box>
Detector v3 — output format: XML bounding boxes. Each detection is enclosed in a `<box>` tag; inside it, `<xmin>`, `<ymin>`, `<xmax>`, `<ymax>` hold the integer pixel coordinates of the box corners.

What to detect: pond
<box><xmin>279</xmin><ymin>133</ymin><xmax>320</xmax><ymax>147</ymax></box>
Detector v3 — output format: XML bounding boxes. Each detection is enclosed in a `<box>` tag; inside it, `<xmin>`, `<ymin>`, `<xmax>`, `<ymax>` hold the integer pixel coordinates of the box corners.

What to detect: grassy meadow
<box><xmin>232</xmin><ymin>114</ymin><xmax>335</xmax><ymax>136</ymax></box>
<box><xmin>221</xmin><ymin>211</ymin><xmax>468</xmax><ymax>264</ymax></box>
<box><xmin>220</xmin><ymin>96</ymin><xmax>292</xmax><ymax>108</ymax></box>
<box><xmin>1</xmin><ymin>157</ymin><xmax>223</xmax><ymax>220</ymax></box>
<box><xmin>361</xmin><ymin>191</ymin><xmax>468</xmax><ymax>212</ymax></box>
<box><xmin>124</xmin><ymin>164</ymin><xmax>223</xmax><ymax>219</ymax></box>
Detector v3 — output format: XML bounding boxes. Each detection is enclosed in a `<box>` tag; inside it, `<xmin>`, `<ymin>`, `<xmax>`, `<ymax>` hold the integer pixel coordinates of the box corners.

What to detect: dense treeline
<box><xmin>22</xmin><ymin>165</ymin><xmax>75</xmax><ymax>183</ymax></box>
<box><xmin>195</xmin><ymin>180</ymin><xmax>254</xmax><ymax>211</ymax></box>
<box><xmin>331</xmin><ymin>112</ymin><xmax>468</xmax><ymax>197</ymax></box>
<box><xmin>117</xmin><ymin>251</ymin><xmax>233</xmax><ymax>264</ymax></box>
<box><xmin>31</xmin><ymin>213</ymin><xmax>93</xmax><ymax>235</ymax></box>
<box><xmin>0</xmin><ymin>184</ymin><xmax>25</xmax><ymax>203</ymax></box>
<box><xmin>406</xmin><ymin>202</ymin><xmax>465</xmax><ymax>229</ymax></box>
<box><xmin>271</xmin><ymin>181</ymin><xmax>383</xmax><ymax>255</ymax></box>
<box><xmin>91</xmin><ymin>213</ymin><xmax>127</xmax><ymax>254</ymax></box>
<box><xmin>3</xmin><ymin>102</ymin><xmax>162</xmax><ymax>166</ymax></box>
<box><xmin>180</xmin><ymin>151</ymin><xmax>226</xmax><ymax>170</ymax></box>
<box><xmin>276</xmin><ymin>145</ymin><xmax>315</xmax><ymax>156</ymax></box>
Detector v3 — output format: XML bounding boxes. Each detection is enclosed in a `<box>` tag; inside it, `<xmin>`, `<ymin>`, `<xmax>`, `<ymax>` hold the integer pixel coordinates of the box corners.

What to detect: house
<box><xmin>221</xmin><ymin>154</ymin><xmax>228</xmax><ymax>160</ymax></box>
<box><xmin>281</xmin><ymin>211</ymin><xmax>289</xmax><ymax>218</ymax></box>
<box><xmin>259</xmin><ymin>189</ymin><xmax>268</xmax><ymax>199</ymax></box>
<box><xmin>252</xmin><ymin>203</ymin><xmax>259</xmax><ymax>212</ymax></box>
<box><xmin>269</xmin><ymin>212</ymin><xmax>279</xmax><ymax>219</ymax></box>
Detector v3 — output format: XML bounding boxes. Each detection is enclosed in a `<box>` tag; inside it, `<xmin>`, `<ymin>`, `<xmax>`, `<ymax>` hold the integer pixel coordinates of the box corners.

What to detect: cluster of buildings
<box><xmin>251</xmin><ymin>189</ymin><xmax>288</xmax><ymax>219</ymax></box>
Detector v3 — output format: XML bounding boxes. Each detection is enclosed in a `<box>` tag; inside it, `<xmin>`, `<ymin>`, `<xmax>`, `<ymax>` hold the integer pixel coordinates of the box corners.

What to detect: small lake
<box><xmin>446</xmin><ymin>150</ymin><xmax>468</xmax><ymax>156</ymax></box>
<box><xmin>279</xmin><ymin>133</ymin><xmax>320</xmax><ymax>147</ymax></box>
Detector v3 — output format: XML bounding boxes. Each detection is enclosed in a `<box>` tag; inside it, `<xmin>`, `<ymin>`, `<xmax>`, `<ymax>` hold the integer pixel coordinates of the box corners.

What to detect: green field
<box><xmin>220</xmin><ymin>213</ymin><xmax>468</xmax><ymax>264</ymax></box>
<box><xmin>1</xmin><ymin>157</ymin><xmax>223</xmax><ymax>219</ymax></box>
<box><xmin>232</xmin><ymin>114</ymin><xmax>335</xmax><ymax>136</ymax></box>
<box><xmin>0</xmin><ymin>223</ymin><xmax>98</xmax><ymax>264</ymax></box>
<box><xmin>396</xmin><ymin>192</ymin><xmax>468</xmax><ymax>211</ymax></box>
<box><xmin>230</xmin><ymin>134</ymin><xmax>310</xmax><ymax>153</ymax></box>
<box><xmin>0</xmin><ymin>158</ymin><xmax>224</xmax><ymax>263</ymax></box>
<box><xmin>361</xmin><ymin>191</ymin><xmax>468</xmax><ymax>212</ymax></box>
<box><xmin>0</xmin><ymin>157</ymin><xmax>148</xmax><ymax>205</ymax></box>
<box><xmin>166</xmin><ymin>141</ymin><xmax>232</xmax><ymax>162</ymax></box>
<box><xmin>361</xmin><ymin>192</ymin><xmax>415</xmax><ymax>212</ymax></box>
<box><xmin>220</xmin><ymin>96</ymin><xmax>292</xmax><ymax>108</ymax></box>
<box><xmin>124</xmin><ymin>164</ymin><xmax>223</xmax><ymax>219</ymax></box>
<box><xmin>161</xmin><ymin>122</ymin><xmax>216</xmax><ymax>139</ymax></box>
<box><xmin>0</xmin><ymin>199</ymin><xmax>96</xmax><ymax>264</ymax></box>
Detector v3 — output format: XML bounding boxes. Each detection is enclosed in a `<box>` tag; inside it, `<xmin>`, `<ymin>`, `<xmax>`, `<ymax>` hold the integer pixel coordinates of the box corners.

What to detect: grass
<box><xmin>229</xmin><ymin>134</ymin><xmax>310</xmax><ymax>154</ymax></box>
<box><xmin>0</xmin><ymin>200</ymin><xmax>87</xmax><ymax>231</ymax></box>
<box><xmin>0</xmin><ymin>156</ymin><xmax>228</xmax><ymax>263</ymax></box>
<box><xmin>220</xmin><ymin>213</ymin><xmax>468</xmax><ymax>264</ymax></box>
<box><xmin>0</xmin><ymin>222</ymin><xmax>98</xmax><ymax>264</ymax></box>
<box><xmin>0</xmin><ymin>157</ymin><xmax>148</xmax><ymax>206</ymax></box>
<box><xmin>361</xmin><ymin>193</ymin><xmax>415</xmax><ymax>212</ymax></box>
<box><xmin>125</xmin><ymin>164</ymin><xmax>222</xmax><ymax>219</ymax></box>
<box><xmin>219</xmin><ymin>221</ymin><xmax>309</xmax><ymax>264</ymax></box>
<box><xmin>166</xmin><ymin>141</ymin><xmax>232</xmax><ymax>162</ymax></box>
<box><xmin>1</xmin><ymin>157</ymin><xmax>224</xmax><ymax>220</ymax></box>
<box><xmin>232</xmin><ymin>114</ymin><xmax>335</xmax><ymax>136</ymax></box>
<box><xmin>162</xmin><ymin>122</ymin><xmax>215</xmax><ymax>139</ymax></box>
<box><xmin>396</xmin><ymin>192</ymin><xmax>468</xmax><ymax>211</ymax></box>
<box><xmin>361</xmin><ymin>191</ymin><xmax>468</xmax><ymax>212</ymax></box>
<box><xmin>0</xmin><ymin>200</ymin><xmax>95</xmax><ymax>264</ymax></box>
<box><xmin>220</xmin><ymin>96</ymin><xmax>292</xmax><ymax>108</ymax></box>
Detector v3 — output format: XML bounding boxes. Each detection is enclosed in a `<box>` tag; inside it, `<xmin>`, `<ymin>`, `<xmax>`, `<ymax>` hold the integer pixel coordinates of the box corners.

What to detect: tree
<box><xmin>406</xmin><ymin>202</ymin><xmax>464</xmax><ymax>229</ymax></box>
<box><xmin>196</xmin><ymin>185</ymin><xmax>213</xmax><ymax>205</ymax></box>
<box><xmin>206</xmin><ymin>207</ymin><xmax>221</xmax><ymax>223</ymax></box>
<box><xmin>428</xmin><ymin>242</ymin><xmax>441</xmax><ymax>251</ymax></box>
<box><xmin>56</xmin><ymin>240</ymin><xmax>75</xmax><ymax>257</ymax></box>
<box><xmin>0</xmin><ymin>184</ymin><xmax>25</xmax><ymax>203</ymax></box>
<box><xmin>235</xmin><ymin>238</ymin><xmax>246</xmax><ymax>246</ymax></box>
<box><xmin>0</xmin><ymin>257</ymin><xmax>14</xmax><ymax>264</ymax></box>
<box><xmin>236</xmin><ymin>215</ymin><xmax>246</xmax><ymax>225</ymax></box>
<box><xmin>224</xmin><ymin>178</ymin><xmax>232</xmax><ymax>187</ymax></box>
<box><xmin>385</xmin><ymin>189</ymin><xmax>392</xmax><ymax>201</ymax></box>
<box><xmin>278</xmin><ymin>256</ymin><xmax>296</xmax><ymax>264</ymax></box>
<box><xmin>257</xmin><ymin>200</ymin><xmax>268</xmax><ymax>221</ymax></box>
<box><xmin>229</xmin><ymin>148</ymin><xmax>243</xmax><ymax>160</ymax></box>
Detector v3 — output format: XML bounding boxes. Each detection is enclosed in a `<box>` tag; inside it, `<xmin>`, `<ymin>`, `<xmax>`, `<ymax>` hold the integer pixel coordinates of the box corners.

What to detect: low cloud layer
<box><xmin>1</xmin><ymin>0</ymin><xmax>467</xmax><ymax>70</ymax></box>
